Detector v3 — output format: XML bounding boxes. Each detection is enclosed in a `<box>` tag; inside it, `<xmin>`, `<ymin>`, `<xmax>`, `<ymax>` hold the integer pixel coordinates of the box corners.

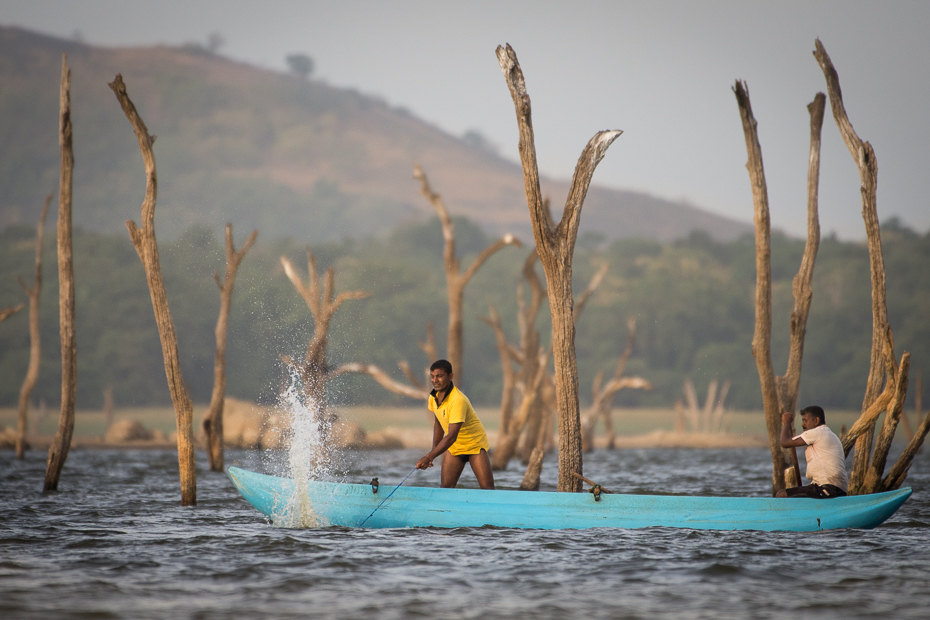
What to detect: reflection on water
<box><xmin>1</xmin><ymin>444</ymin><xmax>928</xmax><ymax>619</ymax></box>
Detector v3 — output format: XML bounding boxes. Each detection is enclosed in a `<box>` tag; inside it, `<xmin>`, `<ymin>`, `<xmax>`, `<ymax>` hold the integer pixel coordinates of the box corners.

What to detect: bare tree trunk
<box><xmin>814</xmin><ymin>39</ymin><xmax>891</xmax><ymax>494</ymax></box>
<box><xmin>491</xmin><ymin>355</ymin><xmax>548</xmax><ymax>470</ymax></box>
<box><xmin>413</xmin><ymin>164</ymin><xmax>519</xmax><ymax>379</ymax></box>
<box><xmin>204</xmin><ymin>224</ymin><xmax>257</xmax><ymax>472</ymax></box>
<box><xmin>491</xmin><ymin>251</ymin><xmax>546</xmax><ymax>469</ymax></box>
<box><xmin>481</xmin><ymin>305</ymin><xmax>518</xmax><ymax>438</ymax></box>
<box><xmin>109</xmin><ymin>74</ymin><xmax>196</xmax><ymax>505</ymax></box>
<box><xmin>16</xmin><ymin>193</ymin><xmax>51</xmax><ymax>459</ymax></box>
<box><xmin>102</xmin><ymin>384</ymin><xmax>114</xmax><ymax>435</ymax></box>
<box><xmin>498</xmin><ymin>44</ymin><xmax>621</xmax><ymax>492</ymax></box>
<box><xmin>44</xmin><ymin>55</ymin><xmax>76</xmax><ymax>492</ymax></box>
<box><xmin>882</xmin><ymin>407</ymin><xmax>930</xmax><ymax>491</ymax></box>
<box><xmin>863</xmin><ymin>352</ymin><xmax>910</xmax><ymax>493</ymax></box>
<box><xmin>733</xmin><ymin>80</ymin><xmax>825</xmax><ymax>494</ymax></box>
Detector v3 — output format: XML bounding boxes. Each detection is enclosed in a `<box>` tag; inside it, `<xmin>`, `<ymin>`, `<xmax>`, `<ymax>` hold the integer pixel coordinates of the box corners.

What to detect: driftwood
<box><xmin>15</xmin><ymin>193</ymin><xmax>51</xmax><ymax>459</ymax></box>
<box><xmin>733</xmin><ymin>79</ymin><xmax>825</xmax><ymax>494</ymax></box>
<box><xmin>204</xmin><ymin>224</ymin><xmax>257</xmax><ymax>472</ymax></box>
<box><xmin>109</xmin><ymin>73</ymin><xmax>196</xmax><ymax>505</ymax></box>
<box><xmin>281</xmin><ymin>250</ymin><xmax>370</xmax><ymax>425</ymax></box>
<box><xmin>413</xmin><ymin>163</ymin><xmax>520</xmax><ymax>381</ymax></box>
<box><xmin>497</xmin><ymin>43</ymin><xmax>621</xmax><ymax>492</ymax></box>
<box><xmin>44</xmin><ymin>55</ymin><xmax>77</xmax><ymax>493</ymax></box>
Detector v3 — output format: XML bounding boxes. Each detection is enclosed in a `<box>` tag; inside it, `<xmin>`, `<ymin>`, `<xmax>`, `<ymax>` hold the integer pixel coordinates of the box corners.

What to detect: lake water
<box><xmin>2</xmin><ymin>443</ymin><xmax>928</xmax><ymax>619</ymax></box>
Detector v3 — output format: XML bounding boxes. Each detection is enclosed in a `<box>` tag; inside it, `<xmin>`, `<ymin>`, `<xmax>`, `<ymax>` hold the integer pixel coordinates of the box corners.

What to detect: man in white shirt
<box><xmin>776</xmin><ymin>405</ymin><xmax>849</xmax><ymax>498</ymax></box>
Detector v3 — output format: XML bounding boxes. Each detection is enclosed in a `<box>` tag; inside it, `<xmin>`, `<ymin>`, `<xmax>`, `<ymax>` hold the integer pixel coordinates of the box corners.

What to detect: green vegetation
<box><xmin>1</xmin><ymin>217</ymin><xmax>927</xmax><ymax>412</ymax></box>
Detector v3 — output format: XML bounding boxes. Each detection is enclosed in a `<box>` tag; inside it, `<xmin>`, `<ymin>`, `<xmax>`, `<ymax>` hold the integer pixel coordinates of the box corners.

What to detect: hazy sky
<box><xmin>4</xmin><ymin>1</ymin><xmax>928</xmax><ymax>239</ymax></box>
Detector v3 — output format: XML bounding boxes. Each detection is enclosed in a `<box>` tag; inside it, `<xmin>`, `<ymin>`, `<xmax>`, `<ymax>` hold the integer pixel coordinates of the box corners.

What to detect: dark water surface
<box><xmin>2</xmin><ymin>446</ymin><xmax>928</xmax><ymax>619</ymax></box>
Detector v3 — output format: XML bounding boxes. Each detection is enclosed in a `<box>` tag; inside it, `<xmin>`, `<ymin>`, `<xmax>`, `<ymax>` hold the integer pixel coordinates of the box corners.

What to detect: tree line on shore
<box><xmin>2</xmin><ymin>213</ymin><xmax>927</xmax><ymax>412</ymax></box>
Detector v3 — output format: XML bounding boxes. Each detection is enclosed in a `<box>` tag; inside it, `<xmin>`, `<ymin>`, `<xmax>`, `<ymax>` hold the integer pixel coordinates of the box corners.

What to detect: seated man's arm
<box><xmin>780</xmin><ymin>412</ymin><xmax>807</xmax><ymax>448</ymax></box>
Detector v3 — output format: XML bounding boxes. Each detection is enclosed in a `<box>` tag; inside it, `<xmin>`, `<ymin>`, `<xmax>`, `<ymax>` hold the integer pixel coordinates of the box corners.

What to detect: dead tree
<box><xmin>281</xmin><ymin>250</ymin><xmax>370</xmax><ymax>423</ymax></box>
<box><xmin>203</xmin><ymin>224</ymin><xmax>257</xmax><ymax>472</ymax></box>
<box><xmin>336</xmin><ymin>167</ymin><xmax>518</xmax><ymax>403</ymax></box>
<box><xmin>581</xmin><ymin>317</ymin><xmax>653</xmax><ymax>452</ymax></box>
<box><xmin>0</xmin><ymin>303</ymin><xmax>25</xmax><ymax>323</ymax></box>
<box><xmin>814</xmin><ymin>39</ymin><xmax>924</xmax><ymax>493</ymax></box>
<box><xmin>498</xmin><ymin>43</ymin><xmax>622</xmax><ymax>492</ymax></box>
<box><xmin>675</xmin><ymin>378</ymin><xmax>732</xmax><ymax>434</ymax></box>
<box><xmin>413</xmin><ymin>163</ymin><xmax>520</xmax><ymax>380</ymax></box>
<box><xmin>489</xmin><ymin>250</ymin><xmax>547</xmax><ymax>470</ymax></box>
<box><xmin>16</xmin><ymin>193</ymin><xmax>51</xmax><ymax>459</ymax></box>
<box><xmin>733</xmin><ymin>79</ymin><xmax>825</xmax><ymax>495</ymax></box>
<box><xmin>44</xmin><ymin>55</ymin><xmax>77</xmax><ymax>493</ymax></box>
<box><xmin>110</xmin><ymin>73</ymin><xmax>196</xmax><ymax>505</ymax></box>
<box><xmin>480</xmin><ymin>305</ymin><xmax>519</xmax><ymax>441</ymax></box>
<box><xmin>102</xmin><ymin>384</ymin><xmax>114</xmax><ymax>434</ymax></box>
<box><xmin>518</xmin><ymin>260</ymin><xmax>608</xmax><ymax>463</ymax></box>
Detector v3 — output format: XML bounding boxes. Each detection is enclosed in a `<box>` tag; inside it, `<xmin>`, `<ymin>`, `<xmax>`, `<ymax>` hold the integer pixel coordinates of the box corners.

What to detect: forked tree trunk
<box><xmin>281</xmin><ymin>251</ymin><xmax>370</xmax><ymax>425</ymax></box>
<box><xmin>204</xmin><ymin>224</ymin><xmax>257</xmax><ymax>472</ymax></box>
<box><xmin>16</xmin><ymin>193</ymin><xmax>51</xmax><ymax>459</ymax></box>
<box><xmin>733</xmin><ymin>80</ymin><xmax>824</xmax><ymax>494</ymax></box>
<box><xmin>814</xmin><ymin>39</ymin><xmax>899</xmax><ymax>494</ymax></box>
<box><xmin>109</xmin><ymin>73</ymin><xmax>196</xmax><ymax>505</ymax></box>
<box><xmin>497</xmin><ymin>44</ymin><xmax>622</xmax><ymax>491</ymax></box>
<box><xmin>44</xmin><ymin>55</ymin><xmax>77</xmax><ymax>492</ymax></box>
<box><xmin>413</xmin><ymin>163</ymin><xmax>519</xmax><ymax>380</ymax></box>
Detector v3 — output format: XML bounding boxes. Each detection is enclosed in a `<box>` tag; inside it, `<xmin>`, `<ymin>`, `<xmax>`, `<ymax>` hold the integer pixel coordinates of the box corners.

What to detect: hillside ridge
<box><xmin>0</xmin><ymin>25</ymin><xmax>752</xmax><ymax>243</ymax></box>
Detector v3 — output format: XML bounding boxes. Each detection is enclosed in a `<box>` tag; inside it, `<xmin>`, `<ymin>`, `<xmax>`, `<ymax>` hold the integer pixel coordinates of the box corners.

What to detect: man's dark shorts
<box><xmin>783</xmin><ymin>483</ymin><xmax>847</xmax><ymax>499</ymax></box>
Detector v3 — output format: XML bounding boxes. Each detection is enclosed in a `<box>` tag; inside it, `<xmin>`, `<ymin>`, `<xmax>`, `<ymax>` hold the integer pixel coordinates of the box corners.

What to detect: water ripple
<box><xmin>1</xmin><ymin>446</ymin><xmax>928</xmax><ymax>619</ymax></box>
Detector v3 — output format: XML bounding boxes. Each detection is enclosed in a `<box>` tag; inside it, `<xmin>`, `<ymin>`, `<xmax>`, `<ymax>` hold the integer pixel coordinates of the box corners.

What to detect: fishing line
<box><xmin>359</xmin><ymin>468</ymin><xmax>417</xmax><ymax>527</ymax></box>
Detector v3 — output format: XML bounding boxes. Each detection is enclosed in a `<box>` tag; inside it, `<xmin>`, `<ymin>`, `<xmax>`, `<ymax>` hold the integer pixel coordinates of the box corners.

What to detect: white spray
<box><xmin>269</xmin><ymin>368</ymin><xmax>331</xmax><ymax>528</ymax></box>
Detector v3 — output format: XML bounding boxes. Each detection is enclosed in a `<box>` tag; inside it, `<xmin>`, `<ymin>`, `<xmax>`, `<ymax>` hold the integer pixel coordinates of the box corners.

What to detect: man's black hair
<box><xmin>800</xmin><ymin>405</ymin><xmax>825</xmax><ymax>424</ymax></box>
<box><xmin>430</xmin><ymin>359</ymin><xmax>453</xmax><ymax>374</ymax></box>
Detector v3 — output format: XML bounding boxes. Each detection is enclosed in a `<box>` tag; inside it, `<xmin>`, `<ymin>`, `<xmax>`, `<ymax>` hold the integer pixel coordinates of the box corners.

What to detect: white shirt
<box><xmin>795</xmin><ymin>424</ymin><xmax>848</xmax><ymax>492</ymax></box>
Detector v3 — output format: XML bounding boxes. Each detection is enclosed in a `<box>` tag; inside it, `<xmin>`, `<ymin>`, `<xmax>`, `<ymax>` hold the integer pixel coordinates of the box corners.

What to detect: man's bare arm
<box><xmin>417</xmin><ymin>422</ymin><xmax>461</xmax><ymax>469</ymax></box>
<box><xmin>780</xmin><ymin>412</ymin><xmax>807</xmax><ymax>448</ymax></box>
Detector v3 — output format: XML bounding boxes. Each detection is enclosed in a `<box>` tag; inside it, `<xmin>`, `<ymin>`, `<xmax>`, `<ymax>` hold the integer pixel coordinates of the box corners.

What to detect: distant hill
<box><xmin>0</xmin><ymin>25</ymin><xmax>752</xmax><ymax>243</ymax></box>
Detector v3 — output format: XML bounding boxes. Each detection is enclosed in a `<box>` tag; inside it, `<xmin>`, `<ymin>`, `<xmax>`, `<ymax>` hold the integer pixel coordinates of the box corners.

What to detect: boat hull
<box><xmin>227</xmin><ymin>466</ymin><xmax>911</xmax><ymax>532</ymax></box>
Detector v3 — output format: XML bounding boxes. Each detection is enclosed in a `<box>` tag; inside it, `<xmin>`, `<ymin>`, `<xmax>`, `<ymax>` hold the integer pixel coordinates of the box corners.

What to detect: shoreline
<box><xmin>3</xmin><ymin>428</ymin><xmax>768</xmax><ymax>452</ymax></box>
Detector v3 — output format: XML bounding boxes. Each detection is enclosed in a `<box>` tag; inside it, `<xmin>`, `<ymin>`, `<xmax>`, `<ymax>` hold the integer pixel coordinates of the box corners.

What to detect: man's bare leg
<box><xmin>468</xmin><ymin>449</ymin><xmax>495</xmax><ymax>490</ymax></box>
<box><xmin>440</xmin><ymin>453</ymin><xmax>467</xmax><ymax>488</ymax></box>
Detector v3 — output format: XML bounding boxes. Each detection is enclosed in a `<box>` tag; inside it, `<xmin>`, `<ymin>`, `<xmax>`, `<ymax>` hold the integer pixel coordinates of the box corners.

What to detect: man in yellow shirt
<box><xmin>415</xmin><ymin>360</ymin><xmax>495</xmax><ymax>489</ymax></box>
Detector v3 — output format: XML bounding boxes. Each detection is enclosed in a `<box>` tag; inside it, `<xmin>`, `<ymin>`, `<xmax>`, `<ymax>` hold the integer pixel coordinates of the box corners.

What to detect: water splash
<box><xmin>269</xmin><ymin>368</ymin><xmax>331</xmax><ymax>528</ymax></box>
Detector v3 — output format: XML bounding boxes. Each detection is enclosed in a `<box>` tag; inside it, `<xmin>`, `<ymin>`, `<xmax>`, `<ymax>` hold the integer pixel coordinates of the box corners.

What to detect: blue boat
<box><xmin>227</xmin><ymin>466</ymin><xmax>911</xmax><ymax>532</ymax></box>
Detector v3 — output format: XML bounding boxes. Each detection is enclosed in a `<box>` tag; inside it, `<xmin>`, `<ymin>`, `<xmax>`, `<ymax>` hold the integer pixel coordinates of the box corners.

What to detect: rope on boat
<box><xmin>358</xmin><ymin>468</ymin><xmax>417</xmax><ymax>527</ymax></box>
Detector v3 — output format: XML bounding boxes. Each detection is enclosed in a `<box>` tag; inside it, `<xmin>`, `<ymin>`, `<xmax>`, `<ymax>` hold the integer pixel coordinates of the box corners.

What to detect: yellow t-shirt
<box><xmin>428</xmin><ymin>385</ymin><xmax>490</xmax><ymax>455</ymax></box>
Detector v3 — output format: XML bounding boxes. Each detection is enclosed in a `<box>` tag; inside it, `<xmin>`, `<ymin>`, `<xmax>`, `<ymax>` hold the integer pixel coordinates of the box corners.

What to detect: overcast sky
<box><xmin>4</xmin><ymin>0</ymin><xmax>928</xmax><ymax>239</ymax></box>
